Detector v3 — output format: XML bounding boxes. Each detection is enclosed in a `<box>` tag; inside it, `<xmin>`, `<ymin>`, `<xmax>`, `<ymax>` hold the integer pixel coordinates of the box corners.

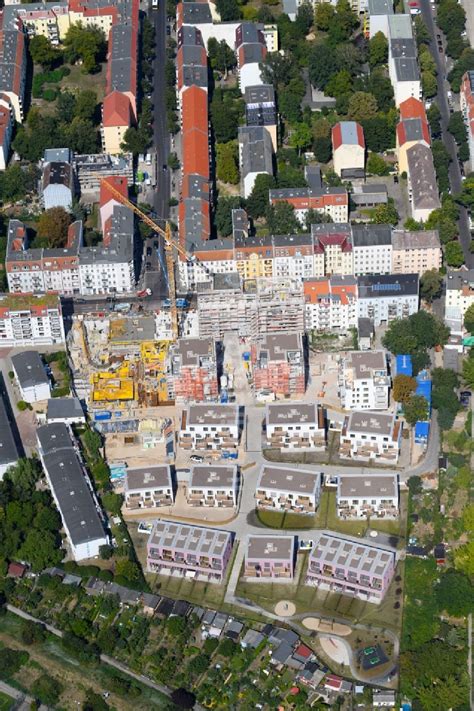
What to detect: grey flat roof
<box><xmin>346</xmin><ymin>411</ymin><xmax>396</xmax><ymax>437</ymax></box>
<box><xmin>244</xmin><ymin>84</ymin><xmax>275</xmax><ymax>104</ymax></box>
<box><xmin>125</xmin><ymin>466</ymin><xmax>172</xmax><ymax>492</ymax></box>
<box><xmin>446</xmin><ymin>268</ymin><xmax>474</xmax><ymax>291</ymax></box>
<box><xmin>266</xmin><ymin>402</ymin><xmax>318</xmax><ymax>426</ymax></box>
<box><xmin>338</xmin><ymin>475</ymin><xmax>398</xmax><ymax>498</ymax></box>
<box><xmin>310</xmin><ymin>531</ymin><xmax>395</xmax><ymax>578</ymax></box>
<box><xmin>388</xmin><ymin>13</ymin><xmax>414</xmax><ymax>39</ymax></box>
<box><xmin>391</xmin><ymin>229</ymin><xmax>440</xmax><ymax>251</ymax></box>
<box><xmin>352</xmin><ymin>224</ymin><xmax>392</xmax><ymax>247</ymax></box>
<box><xmin>47</xmin><ymin>397</ymin><xmax>84</xmax><ymax>421</ymax></box>
<box><xmin>186</xmin><ymin>404</ymin><xmax>239</xmax><ymax>428</ymax></box>
<box><xmin>12</xmin><ymin>351</ymin><xmax>49</xmax><ymax>389</ymax></box>
<box><xmin>257</xmin><ymin>465</ymin><xmax>320</xmax><ymax>496</ymax></box>
<box><xmin>258</xmin><ymin>332</ymin><xmax>303</xmax><ymax>361</ymax></box>
<box><xmin>174</xmin><ymin>337</ymin><xmax>215</xmax><ymax>367</ymax></box>
<box><xmin>238</xmin><ymin>125</ymin><xmax>273</xmax><ymax>178</ymax></box>
<box><xmin>394</xmin><ymin>57</ymin><xmax>420</xmax><ymax>81</ymax></box>
<box><xmin>190</xmin><ymin>464</ymin><xmax>237</xmax><ymax>489</ymax></box>
<box><xmin>149</xmin><ymin>520</ymin><xmax>232</xmax><ymax>556</ymax></box>
<box><xmin>0</xmin><ymin>390</ymin><xmax>19</xmax><ymax>467</ymax></box>
<box><xmin>37</xmin><ymin>423</ymin><xmax>106</xmax><ymax>546</ymax></box>
<box><xmin>109</xmin><ymin>316</ymin><xmax>156</xmax><ymax>343</ymax></box>
<box><xmin>246</xmin><ymin>534</ymin><xmax>295</xmax><ymax>561</ymax></box>
<box><xmin>345</xmin><ymin>351</ymin><xmax>387</xmax><ymax>379</ymax></box>
<box><xmin>357</xmin><ymin>273</ymin><xmax>419</xmax><ymax>298</ymax></box>
<box><xmin>368</xmin><ymin>0</ymin><xmax>393</xmax><ymax>14</ymax></box>
<box><xmin>407</xmin><ymin>144</ymin><xmax>441</xmax><ymax>210</ymax></box>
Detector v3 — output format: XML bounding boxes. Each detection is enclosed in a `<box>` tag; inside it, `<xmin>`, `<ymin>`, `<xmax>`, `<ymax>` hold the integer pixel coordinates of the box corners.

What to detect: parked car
<box><xmin>190</xmin><ymin>455</ymin><xmax>204</xmax><ymax>463</ymax></box>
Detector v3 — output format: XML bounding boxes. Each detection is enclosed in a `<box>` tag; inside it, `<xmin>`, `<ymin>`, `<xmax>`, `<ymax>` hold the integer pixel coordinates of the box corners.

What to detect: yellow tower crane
<box><xmin>102</xmin><ymin>178</ymin><xmax>200</xmax><ymax>340</ymax></box>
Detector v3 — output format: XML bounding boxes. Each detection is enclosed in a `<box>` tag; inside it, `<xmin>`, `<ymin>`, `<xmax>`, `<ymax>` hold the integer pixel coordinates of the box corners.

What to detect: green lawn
<box><xmin>256</xmin><ymin>509</ymin><xmax>316</xmax><ymax>529</ymax></box>
<box><xmin>0</xmin><ymin>692</ymin><xmax>13</xmax><ymax>711</ymax></box>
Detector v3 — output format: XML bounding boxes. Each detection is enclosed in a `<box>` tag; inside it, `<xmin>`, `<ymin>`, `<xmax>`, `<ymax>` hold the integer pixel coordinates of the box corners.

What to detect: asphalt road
<box><xmin>420</xmin><ymin>0</ymin><xmax>473</xmax><ymax>267</ymax></box>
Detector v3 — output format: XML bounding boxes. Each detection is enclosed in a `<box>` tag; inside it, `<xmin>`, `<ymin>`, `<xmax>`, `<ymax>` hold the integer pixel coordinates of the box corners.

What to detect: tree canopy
<box><xmin>63</xmin><ymin>23</ymin><xmax>107</xmax><ymax>73</ymax></box>
<box><xmin>393</xmin><ymin>374</ymin><xmax>417</xmax><ymax>403</ymax></box>
<box><xmin>403</xmin><ymin>394</ymin><xmax>429</xmax><ymax>426</ymax></box>
<box><xmin>36</xmin><ymin>207</ymin><xmax>72</xmax><ymax>248</ymax></box>
<box><xmin>435</xmin><ymin>570</ymin><xmax>474</xmax><ymax>617</ymax></box>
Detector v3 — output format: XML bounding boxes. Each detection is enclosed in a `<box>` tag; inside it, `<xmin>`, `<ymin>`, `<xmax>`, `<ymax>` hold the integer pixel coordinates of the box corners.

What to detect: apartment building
<box><xmin>244</xmin><ymin>535</ymin><xmax>295</xmax><ymax>579</ymax></box>
<box><xmin>187</xmin><ymin>464</ymin><xmax>238</xmax><ymax>508</ymax></box>
<box><xmin>235</xmin><ymin>23</ymin><xmax>266</xmax><ymax>93</ymax></box>
<box><xmin>306</xmin><ymin>531</ymin><xmax>396</xmax><ymax>603</ymax></box>
<box><xmin>244</xmin><ymin>84</ymin><xmax>277</xmax><ymax>151</ymax></box>
<box><xmin>146</xmin><ymin>520</ymin><xmax>233</xmax><ymax>582</ymax></box>
<box><xmin>179</xmin><ymin>404</ymin><xmax>240</xmax><ymax>451</ymax></box>
<box><xmin>252</xmin><ymin>332</ymin><xmax>305</xmax><ymax>397</ymax></box>
<box><xmin>239</xmin><ymin>125</ymin><xmax>274</xmax><ymax>199</ymax></box>
<box><xmin>265</xmin><ymin>402</ymin><xmax>325</xmax><ymax>451</ymax></box>
<box><xmin>366</xmin><ymin>0</ymin><xmax>393</xmax><ymax>38</ymax></box>
<box><xmin>445</xmin><ymin>268</ymin><xmax>474</xmax><ymax>331</ymax></box>
<box><xmin>336</xmin><ymin>475</ymin><xmax>399</xmax><ymax>519</ymax></box>
<box><xmin>167</xmin><ymin>337</ymin><xmax>218</xmax><ymax>402</ymax></box>
<box><xmin>304</xmin><ymin>276</ymin><xmax>358</xmax><ymax>333</ymax></box>
<box><xmin>42</xmin><ymin>159</ymin><xmax>75</xmax><ymax>211</ymax></box>
<box><xmin>357</xmin><ymin>273</ymin><xmax>419</xmax><ymax>327</ymax></box>
<box><xmin>352</xmin><ymin>224</ymin><xmax>392</xmax><ymax>276</ymax></box>
<box><xmin>124</xmin><ymin>466</ymin><xmax>174</xmax><ymax>510</ymax></box>
<box><xmin>11</xmin><ymin>350</ymin><xmax>51</xmax><ymax>403</ymax></box>
<box><xmin>0</xmin><ymin>93</ymin><xmax>14</xmax><ymax>170</ymax></box>
<box><xmin>255</xmin><ymin>465</ymin><xmax>321</xmax><ymax>514</ymax></box>
<box><xmin>0</xmin><ymin>13</ymin><xmax>27</xmax><ymax>123</ymax></box>
<box><xmin>340</xmin><ymin>351</ymin><xmax>390</xmax><ymax>411</ymax></box>
<box><xmin>37</xmin><ymin>423</ymin><xmax>108</xmax><ymax>561</ymax></box>
<box><xmin>396</xmin><ymin>98</ymin><xmax>430</xmax><ymax>175</ymax></box>
<box><xmin>74</xmin><ymin>152</ymin><xmax>133</xmax><ymax>193</ymax></box>
<box><xmin>311</xmin><ymin>224</ymin><xmax>354</xmax><ymax>276</ymax></box>
<box><xmin>406</xmin><ymin>144</ymin><xmax>441</xmax><ymax>222</ymax></box>
<box><xmin>332</xmin><ymin>122</ymin><xmax>365</xmax><ymax>178</ymax></box>
<box><xmin>46</xmin><ymin>397</ymin><xmax>85</xmax><ymax>426</ymax></box>
<box><xmin>388</xmin><ymin>15</ymin><xmax>421</xmax><ymax>107</ymax></box>
<box><xmin>270</xmin><ymin>167</ymin><xmax>349</xmax><ymax>224</ymax></box>
<box><xmin>0</xmin><ymin>293</ymin><xmax>65</xmax><ymax>346</ymax></box>
<box><xmin>0</xmin><ymin>388</ymin><xmax>19</xmax><ymax>480</ymax></box>
<box><xmin>340</xmin><ymin>411</ymin><xmax>402</xmax><ymax>462</ymax></box>
<box><xmin>391</xmin><ymin>230</ymin><xmax>442</xmax><ymax>275</ymax></box>
<box><xmin>460</xmin><ymin>71</ymin><xmax>474</xmax><ymax>172</ymax></box>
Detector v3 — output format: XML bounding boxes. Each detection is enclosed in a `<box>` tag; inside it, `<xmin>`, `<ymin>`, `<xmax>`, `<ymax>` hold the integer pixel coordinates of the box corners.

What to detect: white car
<box><xmin>190</xmin><ymin>455</ymin><xmax>203</xmax><ymax>463</ymax></box>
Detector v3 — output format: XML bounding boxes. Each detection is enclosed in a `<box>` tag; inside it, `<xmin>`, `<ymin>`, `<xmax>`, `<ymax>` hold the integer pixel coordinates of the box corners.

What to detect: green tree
<box><xmin>289</xmin><ymin>123</ymin><xmax>312</xmax><ymax>153</ymax></box>
<box><xmin>366</xmin><ymin>152</ymin><xmax>390</xmax><ymax>176</ymax></box>
<box><xmin>216</xmin><ymin>142</ymin><xmax>239</xmax><ymax>184</ymax></box>
<box><xmin>404</xmin><ymin>394</ymin><xmax>429</xmax><ymax>425</ymax></box>
<box><xmin>101</xmin><ymin>492</ymin><xmax>123</xmax><ymax>515</ymax></box>
<box><xmin>215</xmin><ymin>0</ymin><xmax>240</xmax><ymax>21</ymax></box>
<box><xmin>207</xmin><ymin>39</ymin><xmax>236</xmax><ymax>76</ymax></box>
<box><xmin>167</xmin><ymin>616</ymin><xmax>187</xmax><ymax>636</ymax></box>
<box><xmin>6</xmin><ymin>458</ymin><xmax>42</xmax><ymax>492</ymax></box>
<box><xmin>393</xmin><ymin>374</ymin><xmax>417</xmax><ymax>403</ymax></box>
<box><xmin>445</xmin><ymin>241</ymin><xmax>465</xmax><ymax>267</ymax></box>
<box><xmin>19</xmin><ymin>530</ymin><xmax>62</xmax><ymax>572</ymax></box>
<box><xmin>325</xmin><ymin>70</ymin><xmax>353</xmax><ymax>98</ymax></box>
<box><xmin>308</xmin><ymin>43</ymin><xmax>338</xmax><ymax>90</ymax></box>
<box><xmin>420</xmin><ymin>269</ymin><xmax>443</xmax><ymax>302</ymax></box>
<box><xmin>29</xmin><ymin>35</ymin><xmax>61</xmax><ymax>69</ymax></box>
<box><xmin>431</xmin><ymin>366</ymin><xmax>459</xmax><ymax>391</ymax></box>
<box><xmin>0</xmin><ymin>648</ymin><xmax>29</xmax><ymax>677</ymax></box>
<box><xmin>313</xmin><ymin>136</ymin><xmax>332</xmax><ymax>163</ymax></box>
<box><xmin>464</xmin><ymin>303</ymin><xmax>474</xmax><ymax>333</ymax></box>
<box><xmin>32</xmin><ymin>675</ymin><xmax>62</xmax><ymax>705</ymax></box>
<box><xmin>215</xmin><ymin>196</ymin><xmax>241</xmax><ymax>237</ymax></box>
<box><xmin>454</xmin><ymin>540</ymin><xmax>474</xmax><ymax>576</ymax></box>
<box><xmin>0</xmin><ymin>164</ymin><xmax>37</xmax><ymax>203</ymax></box>
<box><xmin>314</xmin><ymin>2</ymin><xmax>335</xmax><ymax>30</ymax></box>
<box><xmin>371</xmin><ymin>200</ymin><xmax>399</xmax><ymax>225</ymax></box>
<box><xmin>114</xmin><ymin>558</ymin><xmax>141</xmax><ymax>583</ymax></box>
<box><xmin>347</xmin><ymin>91</ymin><xmax>378</xmax><ymax>121</ymax></box>
<box><xmin>432</xmin><ymin>140</ymin><xmax>451</xmax><ymax>193</ymax></box>
<box><xmin>63</xmin><ymin>23</ymin><xmax>106</xmax><ymax>73</ymax></box>
<box><xmin>422</xmin><ymin>70</ymin><xmax>438</xmax><ymax>98</ymax></box>
<box><xmin>369</xmin><ymin>31</ymin><xmax>388</xmax><ymax>67</ymax></box>
<box><xmin>21</xmin><ymin>621</ymin><xmax>46</xmax><ymax>646</ymax></box>
<box><xmin>266</xmin><ymin>202</ymin><xmax>301</xmax><ymax>234</ymax></box>
<box><xmin>414</xmin><ymin>15</ymin><xmax>431</xmax><ymax>48</ymax></box>
<box><xmin>74</xmin><ymin>90</ymin><xmax>98</xmax><ymax>123</ymax></box>
<box><xmin>246</xmin><ymin>173</ymin><xmax>276</xmax><ymax>219</ymax></box>
<box><xmin>419</xmin><ymin>47</ymin><xmax>437</xmax><ymax>75</ymax></box>
<box><xmin>83</xmin><ymin>689</ymin><xmax>109</xmax><ymax>711</ymax></box>
<box><xmin>36</xmin><ymin>207</ymin><xmax>72</xmax><ymax>248</ymax></box>
<box><xmin>436</xmin><ymin>570</ymin><xmax>474</xmax><ymax>617</ymax></box>
<box><xmin>361</xmin><ymin>115</ymin><xmax>395</xmax><ymax>152</ymax></box>
<box><xmin>305</xmin><ymin>208</ymin><xmax>332</xmax><ymax>231</ymax></box>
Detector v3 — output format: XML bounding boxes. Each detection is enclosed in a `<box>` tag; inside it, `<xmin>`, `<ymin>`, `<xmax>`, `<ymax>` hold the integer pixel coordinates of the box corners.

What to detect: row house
<box><xmin>0</xmin><ymin>93</ymin><xmax>14</xmax><ymax>170</ymax></box>
<box><xmin>269</xmin><ymin>166</ymin><xmax>349</xmax><ymax>224</ymax></box>
<box><xmin>179</xmin><ymin>404</ymin><xmax>240</xmax><ymax>451</ymax></box>
<box><xmin>147</xmin><ymin>520</ymin><xmax>233</xmax><ymax>583</ymax></box>
<box><xmin>244</xmin><ymin>84</ymin><xmax>277</xmax><ymax>151</ymax></box>
<box><xmin>352</xmin><ymin>224</ymin><xmax>392</xmax><ymax>276</ymax></box>
<box><xmin>0</xmin><ymin>11</ymin><xmax>27</xmax><ymax>124</ymax></box>
<box><xmin>187</xmin><ymin>464</ymin><xmax>238</xmax><ymax>508</ymax></box>
<box><xmin>167</xmin><ymin>336</ymin><xmax>218</xmax><ymax>402</ymax></box>
<box><xmin>391</xmin><ymin>229</ymin><xmax>441</xmax><ymax>275</ymax></box>
<box><xmin>388</xmin><ymin>15</ymin><xmax>421</xmax><ymax>107</ymax></box>
<box><xmin>357</xmin><ymin>273</ymin><xmax>419</xmax><ymax>327</ymax></box>
<box><xmin>461</xmin><ymin>71</ymin><xmax>474</xmax><ymax>173</ymax></box>
<box><xmin>37</xmin><ymin>423</ymin><xmax>108</xmax><ymax>561</ymax></box>
<box><xmin>265</xmin><ymin>402</ymin><xmax>325</xmax><ymax>451</ymax></box>
<box><xmin>336</xmin><ymin>475</ymin><xmax>399</xmax><ymax>519</ymax></box>
<box><xmin>12</xmin><ymin>350</ymin><xmax>51</xmax><ymax>403</ymax></box>
<box><xmin>252</xmin><ymin>332</ymin><xmax>305</xmax><ymax>397</ymax></box>
<box><xmin>244</xmin><ymin>535</ymin><xmax>295</xmax><ymax>579</ymax></box>
<box><xmin>0</xmin><ymin>293</ymin><xmax>65</xmax><ymax>346</ymax></box>
<box><xmin>396</xmin><ymin>96</ymin><xmax>430</xmax><ymax>175</ymax></box>
<box><xmin>445</xmin><ymin>268</ymin><xmax>474</xmax><ymax>333</ymax></box>
<box><xmin>235</xmin><ymin>22</ymin><xmax>266</xmax><ymax>93</ymax></box>
<box><xmin>340</xmin><ymin>411</ymin><xmax>403</xmax><ymax>463</ymax></box>
<box><xmin>406</xmin><ymin>143</ymin><xmax>440</xmax><ymax>222</ymax></box>
<box><xmin>239</xmin><ymin>125</ymin><xmax>274</xmax><ymax>199</ymax></box>
<box><xmin>0</xmin><ymin>388</ymin><xmax>19</xmax><ymax>480</ymax></box>
<box><xmin>332</xmin><ymin>122</ymin><xmax>365</xmax><ymax>179</ymax></box>
<box><xmin>340</xmin><ymin>350</ymin><xmax>390</xmax><ymax>411</ymax></box>
<box><xmin>124</xmin><ymin>466</ymin><xmax>174</xmax><ymax>510</ymax></box>
<box><xmin>255</xmin><ymin>465</ymin><xmax>321</xmax><ymax>514</ymax></box>
<box><xmin>306</xmin><ymin>531</ymin><xmax>396</xmax><ymax>603</ymax></box>
<box><xmin>304</xmin><ymin>275</ymin><xmax>358</xmax><ymax>334</ymax></box>
<box><xmin>365</xmin><ymin>0</ymin><xmax>393</xmax><ymax>39</ymax></box>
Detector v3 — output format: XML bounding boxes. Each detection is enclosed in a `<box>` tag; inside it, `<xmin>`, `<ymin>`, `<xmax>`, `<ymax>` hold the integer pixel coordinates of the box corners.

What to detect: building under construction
<box><xmin>197</xmin><ymin>275</ymin><xmax>305</xmax><ymax>340</ymax></box>
<box><xmin>167</xmin><ymin>337</ymin><xmax>219</xmax><ymax>402</ymax></box>
<box><xmin>252</xmin><ymin>332</ymin><xmax>306</xmax><ymax>398</ymax></box>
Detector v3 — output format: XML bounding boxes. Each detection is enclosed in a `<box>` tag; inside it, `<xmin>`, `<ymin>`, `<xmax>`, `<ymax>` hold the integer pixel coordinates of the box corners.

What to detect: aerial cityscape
<box><xmin>0</xmin><ymin>0</ymin><xmax>471</xmax><ymax>709</ymax></box>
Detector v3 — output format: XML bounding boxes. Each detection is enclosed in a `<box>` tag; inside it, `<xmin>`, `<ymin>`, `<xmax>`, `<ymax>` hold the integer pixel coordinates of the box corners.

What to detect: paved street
<box><xmin>420</xmin><ymin>0</ymin><xmax>473</xmax><ymax>267</ymax></box>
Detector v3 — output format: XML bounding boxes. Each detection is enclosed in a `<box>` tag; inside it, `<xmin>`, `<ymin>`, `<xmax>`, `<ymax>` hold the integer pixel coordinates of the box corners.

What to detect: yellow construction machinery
<box><xmin>103</xmin><ymin>178</ymin><xmax>204</xmax><ymax>340</ymax></box>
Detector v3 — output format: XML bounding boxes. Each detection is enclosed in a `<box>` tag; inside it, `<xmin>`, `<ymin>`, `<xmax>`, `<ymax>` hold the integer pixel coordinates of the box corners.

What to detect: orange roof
<box><xmin>399</xmin><ymin>97</ymin><xmax>427</xmax><ymax>121</ymax></box>
<box><xmin>181</xmin><ymin>85</ymin><xmax>208</xmax><ymax>134</ymax></box>
<box><xmin>182</xmin><ymin>128</ymin><xmax>209</xmax><ymax>178</ymax></box>
<box><xmin>100</xmin><ymin>175</ymin><xmax>128</xmax><ymax>208</ymax></box>
<box><xmin>303</xmin><ymin>279</ymin><xmax>330</xmax><ymax>303</ymax></box>
<box><xmin>102</xmin><ymin>91</ymin><xmax>132</xmax><ymax>127</ymax></box>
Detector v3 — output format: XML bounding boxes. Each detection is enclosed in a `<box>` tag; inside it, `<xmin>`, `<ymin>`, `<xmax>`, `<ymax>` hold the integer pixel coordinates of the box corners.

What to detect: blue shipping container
<box><xmin>94</xmin><ymin>411</ymin><xmax>112</xmax><ymax>421</ymax></box>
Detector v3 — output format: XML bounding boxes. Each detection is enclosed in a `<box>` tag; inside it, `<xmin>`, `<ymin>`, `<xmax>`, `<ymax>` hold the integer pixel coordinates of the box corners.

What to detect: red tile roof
<box><xmin>102</xmin><ymin>91</ymin><xmax>132</xmax><ymax>127</ymax></box>
<box><xmin>182</xmin><ymin>128</ymin><xmax>209</xmax><ymax>178</ymax></box>
<box><xmin>100</xmin><ymin>175</ymin><xmax>128</xmax><ymax>208</ymax></box>
<box><xmin>181</xmin><ymin>85</ymin><xmax>208</xmax><ymax>134</ymax></box>
<box><xmin>399</xmin><ymin>96</ymin><xmax>427</xmax><ymax>121</ymax></box>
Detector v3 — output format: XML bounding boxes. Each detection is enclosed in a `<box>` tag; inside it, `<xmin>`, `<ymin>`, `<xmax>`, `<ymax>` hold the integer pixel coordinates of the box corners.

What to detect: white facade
<box><xmin>353</xmin><ymin>243</ymin><xmax>392</xmax><ymax>276</ymax></box>
<box><xmin>255</xmin><ymin>465</ymin><xmax>321</xmax><ymax>514</ymax></box>
<box><xmin>187</xmin><ymin>464</ymin><xmax>238</xmax><ymax>508</ymax></box>
<box><xmin>179</xmin><ymin>404</ymin><xmax>240</xmax><ymax>451</ymax></box>
<box><xmin>445</xmin><ymin>269</ymin><xmax>474</xmax><ymax>328</ymax></box>
<box><xmin>357</xmin><ymin>287</ymin><xmax>419</xmax><ymax>327</ymax></box>
<box><xmin>305</xmin><ymin>294</ymin><xmax>358</xmax><ymax>333</ymax></box>
<box><xmin>340</xmin><ymin>412</ymin><xmax>402</xmax><ymax>463</ymax></box>
<box><xmin>239</xmin><ymin>63</ymin><xmax>263</xmax><ymax>93</ymax></box>
<box><xmin>16</xmin><ymin>378</ymin><xmax>50</xmax><ymax>404</ymax></box>
<box><xmin>0</xmin><ymin>304</ymin><xmax>65</xmax><ymax>347</ymax></box>
<box><xmin>333</xmin><ymin>143</ymin><xmax>365</xmax><ymax>177</ymax></box>
<box><xmin>340</xmin><ymin>351</ymin><xmax>390</xmax><ymax>411</ymax></box>
<box><xmin>78</xmin><ymin>260</ymin><xmax>135</xmax><ymax>295</ymax></box>
<box><xmin>336</xmin><ymin>475</ymin><xmax>399</xmax><ymax>519</ymax></box>
<box><xmin>265</xmin><ymin>402</ymin><xmax>326</xmax><ymax>451</ymax></box>
<box><xmin>43</xmin><ymin>183</ymin><xmax>73</xmax><ymax>211</ymax></box>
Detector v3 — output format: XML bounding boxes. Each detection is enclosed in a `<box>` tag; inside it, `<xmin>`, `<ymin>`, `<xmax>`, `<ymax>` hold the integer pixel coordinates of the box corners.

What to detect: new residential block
<box><xmin>255</xmin><ymin>465</ymin><xmax>321</xmax><ymax>514</ymax></box>
<box><xmin>244</xmin><ymin>534</ymin><xmax>295</xmax><ymax>579</ymax></box>
<box><xmin>265</xmin><ymin>402</ymin><xmax>325</xmax><ymax>451</ymax></box>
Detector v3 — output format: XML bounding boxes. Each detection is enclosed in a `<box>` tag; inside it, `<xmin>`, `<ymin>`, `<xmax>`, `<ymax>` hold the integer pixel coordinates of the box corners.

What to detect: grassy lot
<box><xmin>0</xmin><ymin>692</ymin><xmax>13</xmax><ymax>711</ymax></box>
<box><xmin>32</xmin><ymin>62</ymin><xmax>106</xmax><ymax>115</ymax></box>
<box><xmin>256</xmin><ymin>509</ymin><xmax>316</xmax><ymax>529</ymax></box>
<box><xmin>0</xmin><ymin>613</ymin><xmax>170</xmax><ymax>710</ymax></box>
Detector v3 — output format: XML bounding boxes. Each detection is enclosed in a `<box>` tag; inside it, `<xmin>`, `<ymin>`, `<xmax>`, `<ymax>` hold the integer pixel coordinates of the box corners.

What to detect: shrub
<box><xmin>43</xmin><ymin>89</ymin><xmax>57</xmax><ymax>101</ymax></box>
<box><xmin>17</xmin><ymin>400</ymin><xmax>28</xmax><ymax>411</ymax></box>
